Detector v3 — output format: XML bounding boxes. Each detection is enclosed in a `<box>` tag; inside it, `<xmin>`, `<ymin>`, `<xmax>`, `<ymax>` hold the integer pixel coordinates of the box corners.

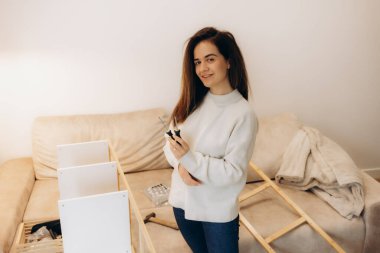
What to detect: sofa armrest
<box><xmin>361</xmin><ymin>172</ymin><xmax>380</xmax><ymax>253</ymax></box>
<box><xmin>0</xmin><ymin>158</ymin><xmax>35</xmax><ymax>253</ymax></box>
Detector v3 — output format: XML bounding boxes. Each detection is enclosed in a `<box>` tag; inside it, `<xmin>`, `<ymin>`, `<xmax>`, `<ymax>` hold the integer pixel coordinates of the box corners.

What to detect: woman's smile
<box><xmin>201</xmin><ymin>73</ymin><xmax>213</xmax><ymax>79</ymax></box>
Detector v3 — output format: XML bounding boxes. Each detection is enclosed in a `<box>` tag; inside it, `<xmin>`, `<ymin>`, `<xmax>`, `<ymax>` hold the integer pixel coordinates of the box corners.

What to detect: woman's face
<box><xmin>193</xmin><ymin>40</ymin><xmax>232</xmax><ymax>94</ymax></box>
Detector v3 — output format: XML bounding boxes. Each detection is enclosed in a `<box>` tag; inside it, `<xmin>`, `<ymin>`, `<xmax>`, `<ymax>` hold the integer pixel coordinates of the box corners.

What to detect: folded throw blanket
<box><xmin>275</xmin><ymin>126</ymin><xmax>364</xmax><ymax>219</ymax></box>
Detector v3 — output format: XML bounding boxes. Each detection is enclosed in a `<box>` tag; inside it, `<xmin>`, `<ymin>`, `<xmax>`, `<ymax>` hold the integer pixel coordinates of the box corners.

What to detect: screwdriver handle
<box><xmin>174</xmin><ymin>129</ymin><xmax>181</xmax><ymax>138</ymax></box>
<box><xmin>166</xmin><ymin>130</ymin><xmax>174</xmax><ymax>140</ymax></box>
<box><xmin>167</xmin><ymin>129</ymin><xmax>182</xmax><ymax>146</ymax></box>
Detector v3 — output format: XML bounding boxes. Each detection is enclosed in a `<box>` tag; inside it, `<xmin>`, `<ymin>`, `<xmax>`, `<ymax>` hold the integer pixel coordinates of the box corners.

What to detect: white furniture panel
<box><xmin>57</xmin><ymin>140</ymin><xmax>109</xmax><ymax>168</ymax></box>
<box><xmin>59</xmin><ymin>190</ymin><xmax>131</xmax><ymax>253</ymax></box>
<box><xmin>57</xmin><ymin>161</ymin><xmax>118</xmax><ymax>200</ymax></box>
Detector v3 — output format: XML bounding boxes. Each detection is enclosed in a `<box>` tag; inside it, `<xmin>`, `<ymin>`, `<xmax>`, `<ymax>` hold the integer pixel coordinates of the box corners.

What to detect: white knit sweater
<box><xmin>163</xmin><ymin>89</ymin><xmax>257</xmax><ymax>222</ymax></box>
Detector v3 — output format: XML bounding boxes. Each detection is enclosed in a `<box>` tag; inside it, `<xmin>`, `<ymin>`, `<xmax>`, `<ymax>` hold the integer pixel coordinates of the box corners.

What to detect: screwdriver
<box><xmin>173</xmin><ymin>116</ymin><xmax>181</xmax><ymax>138</ymax></box>
<box><xmin>158</xmin><ymin>116</ymin><xmax>182</xmax><ymax>144</ymax></box>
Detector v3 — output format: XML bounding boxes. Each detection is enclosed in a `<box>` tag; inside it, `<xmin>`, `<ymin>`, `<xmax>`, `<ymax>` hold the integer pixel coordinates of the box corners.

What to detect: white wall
<box><xmin>0</xmin><ymin>0</ymin><xmax>379</xmax><ymax>168</ymax></box>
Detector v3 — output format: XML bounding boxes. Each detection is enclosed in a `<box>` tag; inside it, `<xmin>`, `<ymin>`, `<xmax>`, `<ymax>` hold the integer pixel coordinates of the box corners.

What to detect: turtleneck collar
<box><xmin>207</xmin><ymin>89</ymin><xmax>242</xmax><ymax>107</ymax></box>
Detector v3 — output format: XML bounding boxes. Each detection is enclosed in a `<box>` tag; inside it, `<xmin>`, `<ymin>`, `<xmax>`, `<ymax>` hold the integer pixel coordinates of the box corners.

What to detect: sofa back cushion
<box><xmin>32</xmin><ymin>108</ymin><xmax>171</xmax><ymax>179</ymax></box>
<box><xmin>248</xmin><ymin>112</ymin><xmax>302</xmax><ymax>182</ymax></box>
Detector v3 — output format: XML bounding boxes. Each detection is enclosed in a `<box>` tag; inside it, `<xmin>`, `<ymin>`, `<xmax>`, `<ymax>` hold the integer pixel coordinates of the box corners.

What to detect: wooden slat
<box><xmin>111</xmin><ymin>144</ymin><xmax>135</xmax><ymax>251</ymax></box>
<box><xmin>265</xmin><ymin>217</ymin><xmax>306</xmax><ymax>243</ymax></box>
<box><xmin>18</xmin><ymin>248</ymin><xmax>63</xmax><ymax>253</ymax></box>
<box><xmin>109</xmin><ymin>144</ymin><xmax>157</xmax><ymax>253</ymax></box>
<box><xmin>17</xmin><ymin>239</ymin><xmax>63</xmax><ymax>253</ymax></box>
<box><xmin>17</xmin><ymin>240</ymin><xmax>62</xmax><ymax>248</ymax></box>
<box><xmin>246</xmin><ymin>162</ymin><xmax>346</xmax><ymax>253</ymax></box>
<box><xmin>239</xmin><ymin>182</ymin><xmax>270</xmax><ymax>202</ymax></box>
<box><xmin>239</xmin><ymin>212</ymin><xmax>276</xmax><ymax>253</ymax></box>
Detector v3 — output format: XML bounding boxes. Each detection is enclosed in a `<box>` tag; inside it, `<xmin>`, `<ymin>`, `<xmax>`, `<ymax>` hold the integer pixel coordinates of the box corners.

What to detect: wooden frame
<box><xmin>112</xmin><ymin>145</ymin><xmax>346</xmax><ymax>253</ymax></box>
<box><xmin>110</xmin><ymin>144</ymin><xmax>156</xmax><ymax>253</ymax></box>
<box><xmin>12</xmin><ymin>218</ymin><xmax>63</xmax><ymax>253</ymax></box>
<box><xmin>239</xmin><ymin>162</ymin><xmax>346</xmax><ymax>253</ymax></box>
<box><xmin>13</xmin><ymin>142</ymin><xmax>142</xmax><ymax>253</ymax></box>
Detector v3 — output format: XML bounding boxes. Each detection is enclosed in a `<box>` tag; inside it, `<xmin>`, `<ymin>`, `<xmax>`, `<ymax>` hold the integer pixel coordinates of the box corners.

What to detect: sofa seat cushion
<box><xmin>32</xmin><ymin>108</ymin><xmax>171</xmax><ymax>179</ymax></box>
<box><xmin>0</xmin><ymin>158</ymin><xmax>35</xmax><ymax>253</ymax></box>
<box><xmin>23</xmin><ymin>179</ymin><xmax>59</xmax><ymax>222</ymax></box>
<box><xmin>239</xmin><ymin>182</ymin><xmax>365</xmax><ymax>253</ymax></box>
<box><xmin>361</xmin><ymin>173</ymin><xmax>380</xmax><ymax>253</ymax></box>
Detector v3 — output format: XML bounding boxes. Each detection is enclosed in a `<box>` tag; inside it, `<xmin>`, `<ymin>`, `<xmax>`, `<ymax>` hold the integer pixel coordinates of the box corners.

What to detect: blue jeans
<box><xmin>173</xmin><ymin>207</ymin><xmax>239</xmax><ymax>253</ymax></box>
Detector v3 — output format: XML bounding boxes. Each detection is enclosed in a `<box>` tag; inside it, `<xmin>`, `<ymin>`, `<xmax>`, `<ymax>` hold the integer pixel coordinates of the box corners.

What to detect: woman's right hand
<box><xmin>178</xmin><ymin>164</ymin><xmax>201</xmax><ymax>186</ymax></box>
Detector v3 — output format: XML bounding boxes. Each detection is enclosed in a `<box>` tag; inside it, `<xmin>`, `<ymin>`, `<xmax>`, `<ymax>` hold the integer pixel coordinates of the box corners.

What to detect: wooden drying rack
<box><xmin>238</xmin><ymin>162</ymin><xmax>346</xmax><ymax>253</ymax></box>
<box><xmin>112</xmin><ymin>141</ymin><xmax>345</xmax><ymax>253</ymax></box>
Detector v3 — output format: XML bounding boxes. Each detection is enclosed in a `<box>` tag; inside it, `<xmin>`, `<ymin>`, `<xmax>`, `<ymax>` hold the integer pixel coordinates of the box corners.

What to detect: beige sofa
<box><xmin>1</xmin><ymin>108</ymin><xmax>379</xmax><ymax>253</ymax></box>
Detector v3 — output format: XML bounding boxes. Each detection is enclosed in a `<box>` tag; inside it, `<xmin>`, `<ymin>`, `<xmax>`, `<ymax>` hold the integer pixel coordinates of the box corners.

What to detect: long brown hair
<box><xmin>171</xmin><ymin>27</ymin><xmax>250</xmax><ymax>125</ymax></box>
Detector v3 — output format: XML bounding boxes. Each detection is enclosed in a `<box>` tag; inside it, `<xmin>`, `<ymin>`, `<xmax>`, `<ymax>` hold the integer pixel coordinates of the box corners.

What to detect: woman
<box><xmin>163</xmin><ymin>27</ymin><xmax>257</xmax><ymax>253</ymax></box>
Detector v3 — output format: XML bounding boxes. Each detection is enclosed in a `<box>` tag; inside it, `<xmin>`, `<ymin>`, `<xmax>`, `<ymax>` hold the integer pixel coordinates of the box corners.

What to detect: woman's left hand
<box><xmin>178</xmin><ymin>164</ymin><xmax>201</xmax><ymax>186</ymax></box>
<box><xmin>169</xmin><ymin>135</ymin><xmax>189</xmax><ymax>160</ymax></box>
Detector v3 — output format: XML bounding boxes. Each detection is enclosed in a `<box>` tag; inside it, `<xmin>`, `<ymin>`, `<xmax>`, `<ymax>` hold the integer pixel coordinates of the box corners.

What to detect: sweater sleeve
<box><xmin>179</xmin><ymin>111</ymin><xmax>257</xmax><ymax>187</ymax></box>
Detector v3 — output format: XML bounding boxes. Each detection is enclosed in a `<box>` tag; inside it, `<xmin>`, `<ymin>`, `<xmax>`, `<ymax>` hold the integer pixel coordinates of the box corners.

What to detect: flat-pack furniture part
<box><xmin>13</xmin><ymin>218</ymin><xmax>63</xmax><ymax>253</ymax></box>
<box><xmin>57</xmin><ymin>140</ymin><xmax>132</xmax><ymax>253</ymax></box>
<box><xmin>13</xmin><ymin>140</ymin><xmax>136</xmax><ymax>253</ymax></box>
